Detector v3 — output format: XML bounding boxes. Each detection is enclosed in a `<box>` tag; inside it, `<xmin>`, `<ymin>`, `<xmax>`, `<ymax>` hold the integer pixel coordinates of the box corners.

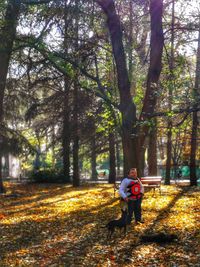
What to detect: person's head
<box><xmin>128</xmin><ymin>168</ymin><xmax>137</xmax><ymax>178</ymax></box>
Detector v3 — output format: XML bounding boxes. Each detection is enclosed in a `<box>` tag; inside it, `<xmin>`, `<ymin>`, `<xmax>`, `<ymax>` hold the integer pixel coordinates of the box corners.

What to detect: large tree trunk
<box><xmin>0</xmin><ymin>0</ymin><xmax>21</xmax><ymax>193</ymax></box>
<box><xmin>138</xmin><ymin>0</ymin><xmax>164</xmax><ymax>175</ymax></box>
<box><xmin>190</xmin><ymin>17</ymin><xmax>200</xmax><ymax>186</ymax></box>
<box><xmin>108</xmin><ymin>132</ymin><xmax>116</xmax><ymax>183</ymax></box>
<box><xmin>97</xmin><ymin>0</ymin><xmax>137</xmax><ymax>175</ymax></box>
<box><xmin>97</xmin><ymin>0</ymin><xmax>164</xmax><ymax>176</ymax></box>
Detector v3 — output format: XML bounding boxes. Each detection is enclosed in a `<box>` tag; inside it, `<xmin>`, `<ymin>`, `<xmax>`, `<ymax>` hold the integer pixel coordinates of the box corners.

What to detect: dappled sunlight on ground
<box><xmin>0</xmin><ymin>183</ymin><xmax>199</xmax><ymax>266</ymax></box>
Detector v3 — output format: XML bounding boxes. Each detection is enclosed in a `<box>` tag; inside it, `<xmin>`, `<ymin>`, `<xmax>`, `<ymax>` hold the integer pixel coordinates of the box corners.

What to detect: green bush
<box><xmin>30</xmin><ymin>169</ymin><xmax>69</xmax><ymax>183</ymax></box>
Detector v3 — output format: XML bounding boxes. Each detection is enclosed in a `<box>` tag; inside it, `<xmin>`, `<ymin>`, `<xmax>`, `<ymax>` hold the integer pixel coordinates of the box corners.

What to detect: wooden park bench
<box><xmin>140</xmin><ymin>176</ymin><xmax>162</xmax><ymax>194</ymax></box>
<box><xmin>114</xmin><ymin>176</ymin><xmax>162</xmax><ymax>197</ymax></box>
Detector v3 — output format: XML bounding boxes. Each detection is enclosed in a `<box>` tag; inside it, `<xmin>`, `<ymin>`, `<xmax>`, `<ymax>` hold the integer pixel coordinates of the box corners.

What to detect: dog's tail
<box><xmin>100</xmin><ymin>225</ymin><xmax>108</xmax><ymax>228</ymax></box>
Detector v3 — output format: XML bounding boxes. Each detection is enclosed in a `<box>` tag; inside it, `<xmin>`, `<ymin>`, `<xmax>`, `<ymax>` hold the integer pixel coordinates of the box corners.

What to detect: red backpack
<box><xmin>127</xmin><ymin>180</ymin><xmax>142</xmax><ymax>199</ymax></box>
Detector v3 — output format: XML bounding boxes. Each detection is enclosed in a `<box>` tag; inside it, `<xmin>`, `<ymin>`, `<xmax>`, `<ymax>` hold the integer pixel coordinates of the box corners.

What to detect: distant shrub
<box><xmin>30</xmin><ymin>169</ymin><xmax>70</xmax><ymax>183</ymax></box>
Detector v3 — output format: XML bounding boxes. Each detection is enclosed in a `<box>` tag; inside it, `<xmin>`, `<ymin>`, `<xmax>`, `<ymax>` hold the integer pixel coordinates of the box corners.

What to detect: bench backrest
<box><xmin>141</xmin><ymin>176</ymin><xmax>162</xmax><ymax>185</ymax></box>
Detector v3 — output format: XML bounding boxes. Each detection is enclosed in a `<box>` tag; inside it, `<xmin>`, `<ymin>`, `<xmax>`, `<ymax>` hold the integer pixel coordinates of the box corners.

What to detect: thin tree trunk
<box><xmin>91</xmin><ymin>136</ymin><xmax>97</xmax><ymax>181</ymax></box>
<box><xmin>0</xmin><ymin>156</ymin><xmax>5</xmax><ymax>193</ymax></box>
<box><xmin>108</xmin><ymin>132</ymin><xmax>116</xmax><ymax>183</ymax></box>
<box><xmin>148</xmin><ymin>122</ymin><xmax>157</xmax><ymax>175</ymax></box>
<box><xmin>62</xmin><ymin>3</ymin><xmax>71</xmax><ymax>183</ymax></box>
<box><xmin>72</xmin><ymin>77</ymin><xmax>79</xmax><ymax>186</ymax></box>
<box><xmin>190</xmin><ymin>16</ymin><xmax>200</xmax><ymax>186</ymax></box>
<box><xmin>63</xmin><ymin>77</ymin><xmax>71</xmax><ymax>182</ymax></box>
<box><xmin>115</xmin><ymin>135</ymin><xmax>121</xmax><ymax>176</ymax></box>
<box><xmin>165</xmin><ymin>124</ymin><xmax>172</xmax><ymax>184</ymax></box>
<box><xmin>72</xmin><ymin>0</ymin><xmax>80</xmax><ymax>187</ymax></box>
<box><xmin>52</xmin><ymin>125</ymin><xmax>55</xmax><ymax>168</ymax></box>
<box><xmin>190</xmin><ymin>111</ymin><xmax>198</xmax><ymax>186</ymax></box>
<box><xmin>165</xmin><ymin>0</ymin><xmax>175</xmax><ymax>185</ymax></box>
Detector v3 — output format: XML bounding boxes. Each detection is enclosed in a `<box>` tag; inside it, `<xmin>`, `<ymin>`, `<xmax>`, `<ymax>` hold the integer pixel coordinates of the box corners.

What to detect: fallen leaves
<box><xmin>0</xmin><ymin>183</ymin><xmax>199</xmax><ymax>266</ymax></box>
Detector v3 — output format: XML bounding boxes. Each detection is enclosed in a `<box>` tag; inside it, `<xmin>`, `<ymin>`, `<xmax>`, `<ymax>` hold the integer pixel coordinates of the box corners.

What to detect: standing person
<box><xmin>119</xmin><ymin>168</ymin><xmax>144</xmax><ymax>225</ymax></box>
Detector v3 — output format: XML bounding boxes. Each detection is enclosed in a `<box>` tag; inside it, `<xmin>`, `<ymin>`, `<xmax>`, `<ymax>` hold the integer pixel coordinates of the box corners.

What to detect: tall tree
<box><xmin>72</xmin><ymin>0</ymin><xmax>80</xmax><ymax>187</ymax></box>
<box><xmin>63</xmin><ymin>4</ymin><xmax>71</xmax><ymax>183</ymax></box>
<box><xmin>137</xmin><ymin>0</ymin><xmax>164</xmax><ymax>175</ymax></box>
<box><xmin>190</xmin><ymin>14</ymin><xmax>200</xmax><ymax>186</ymax></box>
<box><xmin>96</xmin><ymin>0</ymin><xmax>137</xmax><ymax>174</ymax></box>
<box><xmin>165</xmin><ymin>0</ymin><xmax>175</xmax><ymax>185</ymax></box>
<box><xmin>0</xmin><ymin>0</ymin><xmax>21</xmax><ymax>193</ymax></box>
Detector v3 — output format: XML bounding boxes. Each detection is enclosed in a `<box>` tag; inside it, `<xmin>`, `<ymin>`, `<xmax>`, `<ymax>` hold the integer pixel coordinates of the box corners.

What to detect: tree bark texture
<box><xmin>0</xmin><ymin>0</ymin><xmax>21</xmax><ymax>192</ymax></box>
<box><xmin>137</xmin><ymin>0</ymin><xmax>164</xmax><ymax>175</ymax></box>
<box><xmin>165</xmin><ymin>0</ymin><xmax>175</xmax><ymax>185</ymax></box>
<box><xmin>97</xmin><ymin>0</ymin><xmax>137</xmax><ymax>174</ymax></box>
<box><xmin>0</xmin><ymin>0</ymin><xmax>21</xmax><ymax>122</ymax></box>
<box><xmin>148</xmin><ymin>122</ymin><xmax>157</xmax><ymax>176</ymax></box>
<box><xmin>72</xmin><ymin>0</ymin><xmax>80</xmax><ymax>187</ymax></box>
<box><xmin>108</xmin><ymin>132</ymin><xmax>116</xmax><ymax>183</ymax></box>
<box><xmin>190</xmin><ymin>17</ymin><xmax>200</xmax><ymax>186</ymax></box>
<box><xmin>72</xmin><ymin>78</ymin><xmax>80</xmax><ymax>187</ymax></box>
<box><xmin>62</xmin><ymin>77</ymin><xmax>71</xmax><ymax>183</ymax></box>
<box><xmin>165</xmin><ymin>124</ymin><xmax>172</xmax><ymax>185</ymax></box>
<box><xmin>91</xmin><ymin>135</ymin><xmax>97</xmax><ymax>181</ymax></box>
<box><xmin>62</xmin><ymin>4</ymin><xmax>71</xmax><ymax>183</ymax></box>
<box><xmin>139</xmin><ymin>0</ymin><xmax>164</xmax><ymax>115</ymax></box>
<box><xmin>140</xmin><ymin>0</ymin><xmax>164</xmax><ymax>121</ymax></box>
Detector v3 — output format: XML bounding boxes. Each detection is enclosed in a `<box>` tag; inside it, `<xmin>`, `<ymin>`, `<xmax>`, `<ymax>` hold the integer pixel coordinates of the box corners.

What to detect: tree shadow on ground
<box><xmin>0</xmin><ymin>194</ymin><xmax>119</xmax><ymax>261</ymax></box>
<box><xmin>114</xmin><ymin>186</ymin><xmax>191</xmax><ymax>265</ymax></box>
<box><xmin>0</xmin><ymin>183</ymin><xmax>113</xmax><ymax>212</ymax></box>
<box><xmin>1</xmin><ymin>185</ymin><xmax>198</xmax><ymax>267</ymax></box>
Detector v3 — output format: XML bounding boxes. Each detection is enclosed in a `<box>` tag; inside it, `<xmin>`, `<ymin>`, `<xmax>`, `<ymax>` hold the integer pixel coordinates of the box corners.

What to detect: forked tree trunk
<box><xmin>97</xmin><ymin>0</ymin><xmax>164</xmax><ymax>176</ymax></box>
<box><xmin>97</xmin><ymin>0</ymin><xmax>137</xmax><ymax>175</ymax></box>
<box><xmin>138</xmin><ymin>0</ymin><xmax>164</xmax><ymax>175</ymax></box>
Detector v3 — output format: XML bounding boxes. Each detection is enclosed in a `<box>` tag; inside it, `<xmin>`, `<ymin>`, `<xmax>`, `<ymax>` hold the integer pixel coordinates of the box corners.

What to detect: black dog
<box><xmin>104</xmin><ymin>210</ymin><xmax>128</xmax><ymax>238</ymax></box>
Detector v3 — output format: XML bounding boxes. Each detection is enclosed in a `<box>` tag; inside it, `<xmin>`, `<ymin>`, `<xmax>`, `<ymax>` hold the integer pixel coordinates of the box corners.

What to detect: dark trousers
<box><xmin>127</xmin><ymin>197</ymin><xmax>142</xmax><ymax>223</ymax></box>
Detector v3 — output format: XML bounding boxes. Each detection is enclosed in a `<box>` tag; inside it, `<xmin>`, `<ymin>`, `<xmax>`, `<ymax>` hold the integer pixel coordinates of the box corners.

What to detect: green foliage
<box><xmin>0</xmin><ymin>125</ymin><xmax>35</xmax><ymax>156</ymax></box>
<box><xmin>30</xmin><ymin>169</ymin><xmax>67</xmax><ymax>183</ymax></box>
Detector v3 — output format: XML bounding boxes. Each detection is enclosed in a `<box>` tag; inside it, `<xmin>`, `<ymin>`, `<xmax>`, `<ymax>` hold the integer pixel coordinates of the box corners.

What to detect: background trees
<box><xmin>0</xmin><ymin>0</ymin><xmax>199</xmax><ymax>191</ymax></box>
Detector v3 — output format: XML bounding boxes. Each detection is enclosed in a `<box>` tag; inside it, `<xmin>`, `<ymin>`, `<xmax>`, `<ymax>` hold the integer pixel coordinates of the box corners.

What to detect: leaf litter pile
<box><xmin>0</xmin><ymin>183</ymin><xmax>199</xmax><ymax>267</ymax></box>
